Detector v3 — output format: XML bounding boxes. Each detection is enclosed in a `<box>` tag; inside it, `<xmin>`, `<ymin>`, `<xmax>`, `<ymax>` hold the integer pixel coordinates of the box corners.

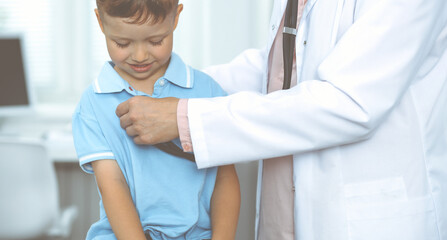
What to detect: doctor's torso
<box><xmin>257</xmin><ymin>0</ymin><xmax>447</xmax><ymax>239</ymax></box>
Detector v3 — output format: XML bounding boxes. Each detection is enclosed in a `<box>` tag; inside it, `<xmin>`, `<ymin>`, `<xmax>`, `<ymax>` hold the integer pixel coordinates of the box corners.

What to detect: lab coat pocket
<box><xmin>344</xmin><ymin>178</ymin><xmax>439</xmax><ymax>240</ymax></box>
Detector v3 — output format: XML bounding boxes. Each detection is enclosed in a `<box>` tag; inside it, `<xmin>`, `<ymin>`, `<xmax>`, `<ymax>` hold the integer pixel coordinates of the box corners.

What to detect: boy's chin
<box><xmin>129</xmin><ymin>72</ymin><xmax>158</xmax><ymax>82</ymax></box>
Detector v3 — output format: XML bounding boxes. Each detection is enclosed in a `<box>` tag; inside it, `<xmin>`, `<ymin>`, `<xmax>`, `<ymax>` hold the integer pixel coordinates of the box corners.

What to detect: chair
<box><xmin>0</xmin><ymin>137</ymin><xmax>78</xmax><ymax>240</ymax></box>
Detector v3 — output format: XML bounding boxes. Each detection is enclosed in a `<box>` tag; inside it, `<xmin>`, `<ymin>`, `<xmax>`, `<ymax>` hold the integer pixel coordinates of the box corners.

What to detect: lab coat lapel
<box><xmin>303</xmin><ymin>0</ymin><xmax>320</xmax><ymax>19</ymax></box>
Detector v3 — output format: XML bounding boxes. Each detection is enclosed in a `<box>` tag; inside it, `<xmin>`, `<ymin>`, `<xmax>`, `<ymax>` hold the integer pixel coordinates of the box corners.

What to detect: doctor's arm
<box><xmin>185</xmin><ymin>0</ymin><xmax>447</xmax><ymax>167</ymax></box>
<box><xmin>92</xmin><ymin>160</ymin><xmax>147</xmax><ymax>240</ymax></box>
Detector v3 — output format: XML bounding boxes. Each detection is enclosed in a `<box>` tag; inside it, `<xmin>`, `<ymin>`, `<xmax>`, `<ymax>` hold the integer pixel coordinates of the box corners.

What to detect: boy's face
<box><xmin>95</xmin><ymin>5</ymin><xmax>183</xmax><ymax>87</ymax></box>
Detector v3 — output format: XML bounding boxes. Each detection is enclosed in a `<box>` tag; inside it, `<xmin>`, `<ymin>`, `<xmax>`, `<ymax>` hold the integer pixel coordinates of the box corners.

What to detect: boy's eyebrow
<box><xmin>109</xmin><ymin>31</ymin><xmax>171</xmax><ymax>41</ymax></box>
<box><xmin>147</xmin><ymin>31</ymin><xmax>171</xmax><ymax>39</ymax></box>
<box><xmin>109</xmin><ymin>35</ymin><xmax>132</xmax><ymax>41</ymax></box>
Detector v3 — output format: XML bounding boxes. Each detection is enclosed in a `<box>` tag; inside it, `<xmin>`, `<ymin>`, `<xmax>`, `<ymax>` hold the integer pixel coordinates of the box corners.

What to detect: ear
<box><xmin>95</xmin><ymin>8</ymin><xmax>105</xmax><ymax>33</ymax></box>
<box><xmin>173</xmin><ymin>4</ymin><xmax>183</xmax><ymax>30</ymax></box>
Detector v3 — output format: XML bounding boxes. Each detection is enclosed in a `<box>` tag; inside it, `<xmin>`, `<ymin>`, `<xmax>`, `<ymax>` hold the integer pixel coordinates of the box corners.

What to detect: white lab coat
<box><xmin>192</xmin><ymin>0</ymin><xmax>447</xmax><ymax>239</ymax></box>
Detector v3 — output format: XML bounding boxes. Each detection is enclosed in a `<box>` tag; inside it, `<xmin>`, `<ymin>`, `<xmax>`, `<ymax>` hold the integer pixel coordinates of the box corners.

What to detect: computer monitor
<box><xmin>0</xmin><ymin>34</ymin><xmax>33</xmax><ymax>116</ymax></box>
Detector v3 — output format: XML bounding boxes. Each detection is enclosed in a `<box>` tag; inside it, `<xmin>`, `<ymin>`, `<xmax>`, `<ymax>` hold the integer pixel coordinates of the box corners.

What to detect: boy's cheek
<box><xmin>108</xmin><ymin>49</ymin><xmax>129</xmax><ymax>63</ymax></box>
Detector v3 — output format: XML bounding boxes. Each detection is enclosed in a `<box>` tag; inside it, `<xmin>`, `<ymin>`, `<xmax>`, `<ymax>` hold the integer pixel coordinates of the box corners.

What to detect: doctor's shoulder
<box><xmin>189</xmin><ymin>67</ymin><xmax>227</xmax><ymax>98</ymax></box>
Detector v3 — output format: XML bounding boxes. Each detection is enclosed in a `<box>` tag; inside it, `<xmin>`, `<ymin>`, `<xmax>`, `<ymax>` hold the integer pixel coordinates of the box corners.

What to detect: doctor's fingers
<box><xmin>115</xmin><ymin>99</ymin><xmax>130</xmax><ymax>118</ymax></box>
<box><xmin>125</xmin><ymin>129</ymin><xmax>151</xmax><ymax>145</ymax></box>
<box><xmin>132</xmin><ymin>135</ymin><xmax>150</xmax><ymax>145</ymax></box>
<box><xmin>119</xmin><ymin>113</ymin><xmax>134</xmax><ymax>129</ymax></box>
<box><xmin>125</xmin><ymin>126</ymin><xmax>158</xmax><ymax>145</ymax></box>
<box><xmin>124</xmin><ymin>125</ymin><xmax>139</xmax><ymax>137</ymax></box>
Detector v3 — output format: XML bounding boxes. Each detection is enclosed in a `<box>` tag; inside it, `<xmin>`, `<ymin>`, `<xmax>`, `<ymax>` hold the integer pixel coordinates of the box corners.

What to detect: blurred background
<box><xmin>0</xmin><ymin>0</ymin><xmax>273</xmax><ymax>239</ymax></box>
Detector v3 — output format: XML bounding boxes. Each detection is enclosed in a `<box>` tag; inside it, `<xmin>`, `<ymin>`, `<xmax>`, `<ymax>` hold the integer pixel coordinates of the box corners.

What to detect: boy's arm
<box><xmin>210</xmin><ymin>165</ymin><xmax>241</xmax><ymax>240</ymax></box>
<box><xmin>92</xmin><ymin>160</ymin><xmax>147</xmax><ymax>240</ymax></box>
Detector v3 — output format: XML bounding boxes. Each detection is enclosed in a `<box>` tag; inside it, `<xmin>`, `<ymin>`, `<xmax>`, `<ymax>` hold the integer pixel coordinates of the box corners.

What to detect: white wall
<box><xmin>174</xmin><ymin>0</ymin><xmax>272</xmax><ymax>69</ymax></box>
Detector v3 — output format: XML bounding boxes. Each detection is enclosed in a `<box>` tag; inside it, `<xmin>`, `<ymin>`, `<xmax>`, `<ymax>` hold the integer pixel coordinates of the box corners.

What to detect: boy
<box><xmin>72</xmin><ymin>1</ymin><xmax>240</xmax><ymax>239</ymax></box>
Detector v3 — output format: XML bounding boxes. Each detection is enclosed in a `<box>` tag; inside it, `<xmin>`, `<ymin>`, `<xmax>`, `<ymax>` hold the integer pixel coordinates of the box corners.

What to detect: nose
<box><xmin>131</xmin><ymin>43</ymin><xmax>149</xmax><ymax>63</ymax></box>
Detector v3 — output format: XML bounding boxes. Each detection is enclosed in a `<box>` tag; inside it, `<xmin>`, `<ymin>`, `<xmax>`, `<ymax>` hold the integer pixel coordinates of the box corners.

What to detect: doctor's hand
<box><xmin>116</xmin><ymin>96</ymin><xmax>180</xmax><ymax>145</ymax></box>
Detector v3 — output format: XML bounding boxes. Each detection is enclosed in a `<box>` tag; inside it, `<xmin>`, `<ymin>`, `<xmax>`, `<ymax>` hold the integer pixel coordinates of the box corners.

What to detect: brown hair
<box><xmin>96</xmin><ymin>0</ymin><xmax>179</xmax><ymax>24</ymax></box>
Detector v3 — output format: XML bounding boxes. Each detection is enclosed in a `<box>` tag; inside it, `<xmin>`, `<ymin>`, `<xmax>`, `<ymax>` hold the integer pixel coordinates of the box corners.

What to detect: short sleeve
<box><xmin>72</xmin><ymin>92</ymin><xmax>115</xmax><ymax>174</ymax></box>
<box><xmin>209</xmin><ymin>77</ymin><xmax>227</xmax><ymax>98</ymax></box>
<box><xmin>196</xmin><ymin>70</ymin><xmax>227</xmax><ymax>98</ymax></box>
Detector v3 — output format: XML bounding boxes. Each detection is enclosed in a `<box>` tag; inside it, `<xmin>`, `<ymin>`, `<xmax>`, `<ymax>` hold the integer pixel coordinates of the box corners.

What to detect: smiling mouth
<box><xmin>129</xmin><ymin>63</ymin><xmax>152</xmax><ymax>72</ymax></box>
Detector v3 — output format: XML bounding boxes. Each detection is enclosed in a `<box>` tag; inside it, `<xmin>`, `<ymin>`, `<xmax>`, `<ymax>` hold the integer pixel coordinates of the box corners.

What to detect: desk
<box><xmin>43</xmin><ymin>129</ymin><xmax>78</xmax><ymax>162</ymax></box>
<box><xmin>0</xmin><ymin>107</ymin><xmax>78</xmax><ymax>163</ymax></box>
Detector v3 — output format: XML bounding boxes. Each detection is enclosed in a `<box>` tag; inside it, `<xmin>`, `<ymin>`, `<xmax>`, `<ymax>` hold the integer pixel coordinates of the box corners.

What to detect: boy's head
<box><xmin>96</xmin><ymin>0</ymin><xmax>179</xmax><ymax>25</ymax></box>
<box><xmin>95</xmin><ymin>0</ymin><xmax>183</xmax><ymax>88</ymax></box>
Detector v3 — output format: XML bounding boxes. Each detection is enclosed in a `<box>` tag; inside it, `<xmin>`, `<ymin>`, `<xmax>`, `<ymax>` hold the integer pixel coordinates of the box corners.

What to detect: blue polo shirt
<box><xmin>72</xmin><ymin>53</ymin><xmax>226</xmax><ymax>240</ymax></box>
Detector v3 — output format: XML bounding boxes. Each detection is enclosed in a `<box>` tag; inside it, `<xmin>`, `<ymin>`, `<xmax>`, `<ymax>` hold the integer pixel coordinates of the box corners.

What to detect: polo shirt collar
<box><xmin>163</xmin><ymin>53</ymin><xmax>194</xmax><ymax>89</ymax></box>
<box><xmin>93</xmin><ymin>52</ymin><xmax>194</xmax><ymax>94</ymax></box>
<box><xmin>93</xmin><ymin>61</ymin><xmax>128</xmax><ymax>94</ymax></box>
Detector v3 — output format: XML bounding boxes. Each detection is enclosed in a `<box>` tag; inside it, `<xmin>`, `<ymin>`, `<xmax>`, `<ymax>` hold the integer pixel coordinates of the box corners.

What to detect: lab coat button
<box><xmin>272</xmin><ymin>24</ymin><xmax>276</xmax><ymax>31</ymax></box>
<box><xmin>303</xmin><ymin>40</ymin><xmax>307</xmax><ymax>46</ymax></box>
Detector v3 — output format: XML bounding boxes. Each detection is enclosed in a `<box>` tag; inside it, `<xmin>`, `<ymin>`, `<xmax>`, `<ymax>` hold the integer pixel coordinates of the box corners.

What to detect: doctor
<box><xmin>116</xmin><ymin>0</ymin><xmax>447</xmax><ymax>239</ymax></box>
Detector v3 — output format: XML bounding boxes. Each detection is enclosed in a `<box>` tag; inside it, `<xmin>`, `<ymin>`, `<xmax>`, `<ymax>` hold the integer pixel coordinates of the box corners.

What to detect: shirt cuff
<box><xmin>177</xmin><ymin>98</ymin><xmax>194</xmax><ymax>152</ymax></box>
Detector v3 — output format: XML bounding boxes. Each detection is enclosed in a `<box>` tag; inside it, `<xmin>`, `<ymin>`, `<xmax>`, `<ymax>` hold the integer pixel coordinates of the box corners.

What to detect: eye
<box><xmin>114</xmin><ymin>41</ymin><xmax>130</xmax><ymax>48</ymax></box>
<box><xmin>150</xmin><ymin>39</ymin><xmax>164</xmax><ymax>46</ymax></box>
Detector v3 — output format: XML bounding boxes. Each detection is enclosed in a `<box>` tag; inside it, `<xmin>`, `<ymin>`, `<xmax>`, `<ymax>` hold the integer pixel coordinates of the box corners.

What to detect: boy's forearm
<box><xmin>102</xmin><ymin>180</ymin><xmax>147</xmax><ymax>240</ymax></box>
<box><xmin>93</xmin><ymin>160</ymin><xmax>147</xmax><ymax>240</ymax></box>
<box><xmin>211</xmin><ymin>165</ymin><xmax>241</xmax><ymax>240</ymax></box>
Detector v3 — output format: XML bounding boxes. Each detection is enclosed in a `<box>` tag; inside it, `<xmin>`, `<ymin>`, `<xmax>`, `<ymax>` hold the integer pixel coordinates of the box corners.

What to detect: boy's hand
<box><xmin>116</xmin><ymin>96</ymin><xmax>180</xmax><ymax>145</ymax></box>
